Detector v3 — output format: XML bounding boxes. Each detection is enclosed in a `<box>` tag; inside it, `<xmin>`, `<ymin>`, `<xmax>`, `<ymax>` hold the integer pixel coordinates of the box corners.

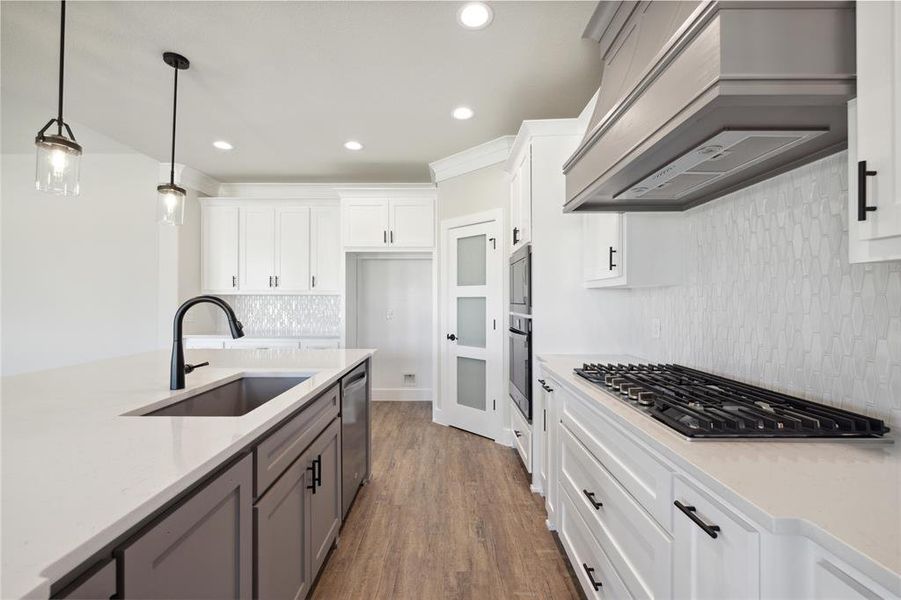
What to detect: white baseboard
<box><xmin>372</xmin><ymin>387</ymin><xmax>433</xmax><ymax>402</ymax></box>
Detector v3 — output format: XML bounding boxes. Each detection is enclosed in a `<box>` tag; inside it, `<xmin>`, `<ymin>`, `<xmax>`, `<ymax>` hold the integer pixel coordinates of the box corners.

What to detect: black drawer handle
<box><xmin>674</xmin><ymin>500</ymin><xmax>720</xmax><ymax>539</ymax></box>
<box><xmin>513</xmin><ymin>430</ymin><xmax>522</xmax><ymax>438</ymax></box>
<box><xmin>858</xmin><ymin>160</ymin><xmax>878</xmax><ymax>221</ymax></box>
<box><xmin>306</xmin><ymin>462</ymin><xmax>317</xmax><ymax>494</ymax></box>
<box><xmin>538</xmin><ymin>379</ymin><xmax>546</xmax><ymax>385</ymax></box>
<box><xmin>582</xmin><ymin>489</ymin><xmax>603</xmax><ymax>510</ymax></box>
<box><xmin>314</xmin><ymin>455</ymin><xmax>322</xmax><ymax>487</ymax></box>
<box><xmin>582</xmin><ymin>563</ymin><xmax>602</xmax><ymax>590</ymax></box>
<box><xmin>608</xmin><ymin>246</ymin><xmax>617</xmax><ymax>270</ymax></box>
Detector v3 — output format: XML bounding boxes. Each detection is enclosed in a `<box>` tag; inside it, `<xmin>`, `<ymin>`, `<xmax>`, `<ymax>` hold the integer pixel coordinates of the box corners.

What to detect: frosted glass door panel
<box><xmin>456</xmin><ymin>297</ymin><xmax>486</xmax><ymax>348</ymax></box>
<box><xmin>457</xmin><ymin>357</ymin><xmax>487</xmax><ymax>411</ymax></box>
<box><xmin>457</xmin><ymin>234</ymin><xmax>487</xmax><ymax>286</ymax></box>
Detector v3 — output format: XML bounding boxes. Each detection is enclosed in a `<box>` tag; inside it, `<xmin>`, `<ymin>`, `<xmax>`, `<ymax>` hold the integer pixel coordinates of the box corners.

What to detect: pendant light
<box><xmin>158</xmin><ymin>51</ymin><xmax>190</xmax><ymax>226</ymax></box>
<box><xmin>35</xmin><ymin>0</ymin><xmax>82</xmax><ymax>196</ymax></box>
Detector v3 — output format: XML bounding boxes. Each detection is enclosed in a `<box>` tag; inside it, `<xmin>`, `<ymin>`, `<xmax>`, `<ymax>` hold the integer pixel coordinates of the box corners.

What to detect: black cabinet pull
<box><xmin>446</xmin><ymin>333</ymin><xmax>457</xmax><ymax>341</ymax></box>
<box><xmin>312</xmin><ymin>275</ymin><xmax>316</xmax><ymax>288</ymax></box>
<box><xmin>383</xmin><ymin>230</ymin><xmax>387</xmax><ymax>243</ymax></box>
<box><xmin>513</xmin><ymin>430</ymin><xmax>522</xmax><ymax>438</ymax></box>
<box><xmin>314</xmin><ymin>455</ymin><xmax>322</xmax><ymax>487</ymax></box>
<box><xmin>674</xmin><ymin>500</ymin><xmax>721</xmax><ymax>539</ymax></box>
<box><xmin>268</xmin><ymin>275</ymin><xmax>274</xmax><ymax>287</ymax></box>
<box><xmin>513</xmin><ymin>227</ymin><xmax>520</xmax><ymax>245</ymax></box>
<box><xmin>608</xmin><ymin>246</ymin><xmax>617</xmax><ymax>270</ymax></box>
<box><xmin>858</xmin><ymin>160</ymin><xmax>878</xmax><ymax>221</ymax></box>
<box><xmin>543</xmin><ymin>384</ymin><xmax>554</xmax><ymax>393</ymax></box>
<box><xmin>582</xmin><ymin>564</ymin><xmax>602</xmax><ymax>590</ymax></box>
<box><xmin>274</xmin><ymin>275</ymin><xmax>279</xmax><ymax>287</ymax></box>
<box><xmin>582</xmin><ymin>489</ymin><xmax>603</xmax><ymax>510</ymax></box>
<box><xmin>232</xmin><ymin>275</ymin><xmax>237</xmax><ymax>288</ymax></box>
<box><xmin>390</xmin><ymin>230</ymin><xmax>394</xmax><ymax>243</ymax></box>
<box><xmin>538</xmin><ymin>379</ymin><xmax>546</xmax><ymax>385</ymax></box>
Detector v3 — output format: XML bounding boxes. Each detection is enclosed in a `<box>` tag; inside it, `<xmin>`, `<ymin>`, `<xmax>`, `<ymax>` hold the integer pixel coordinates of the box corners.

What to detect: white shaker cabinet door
<box><xmin>202</xmin><ymin>206</ymin><xmax>240</xmax><ymax>293</ymax></box>
<box><xmin>311</xmin><ymin>206</ymin><xmax>340</xmax><ymax>292</ymax></box>
<box><xmin>583</xmin><ymin>213</ymin><xmax>623</xmax><ymax>284</ymax></box>
<box><xmin>388</xmin><ymin>198</ymin><xmax>434</xmax><ymax>248</ymax></box>
<box><xmin>672</xmin><ymin>477</ymin><xmax>760</xmax><ymax>600</ymax></box>
<box><xmin>343</xmin><ymin>199</ymin><xmax>389</xmax><ymax>248</ymax></box>
<box><xmin>276</xmin><ymin>207</ymin><xmax>311</xmax><ymax>292</ymax></box>
<box><xmin>241</xmin><ymin>207</ymin><xmax>277</xmax><ymax>292</ymax></box>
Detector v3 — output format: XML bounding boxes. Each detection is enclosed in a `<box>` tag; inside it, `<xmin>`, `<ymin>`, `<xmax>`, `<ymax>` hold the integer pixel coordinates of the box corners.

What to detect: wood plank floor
<box><xmin>312</xmin><ymin>401</ymin><xmax>582</xmax><ymax>600</ymax></box>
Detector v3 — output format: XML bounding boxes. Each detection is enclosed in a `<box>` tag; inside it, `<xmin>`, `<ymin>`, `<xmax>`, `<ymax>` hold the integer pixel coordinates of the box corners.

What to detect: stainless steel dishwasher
<box><xmin>341</xmin><ymin>361</ymin><xmax>369</xmax><ymax>518</ymax></box>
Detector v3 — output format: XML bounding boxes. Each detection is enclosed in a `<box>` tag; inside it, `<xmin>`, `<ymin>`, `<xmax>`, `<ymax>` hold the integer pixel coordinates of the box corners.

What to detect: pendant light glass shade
<box><xmin>35</xmin><ymin>0</ymin><xmax>82</xmax><ymax>197</ymax></box>
<box><xmin>157</xmin><ymin>183</ymin><xmax>186</xmax><ymax>226</ymax></box>
<box><xmin>35</xmin><ymin>134</ymin><xmax>82</xmax><ymax>195</ymax></box>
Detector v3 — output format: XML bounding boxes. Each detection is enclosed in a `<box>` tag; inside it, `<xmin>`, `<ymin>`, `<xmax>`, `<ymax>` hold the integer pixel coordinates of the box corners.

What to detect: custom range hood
<box><xmin>563</xmin><ymin>1</ymin><xmax>856</xmax><ymax>212</ymax></box>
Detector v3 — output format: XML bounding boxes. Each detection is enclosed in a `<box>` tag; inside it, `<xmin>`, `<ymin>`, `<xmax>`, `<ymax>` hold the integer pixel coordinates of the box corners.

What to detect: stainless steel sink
<box><xmin>143</xmin><ymin>376</ymin><xmax>309</xmax><ymax>417</ymax></box>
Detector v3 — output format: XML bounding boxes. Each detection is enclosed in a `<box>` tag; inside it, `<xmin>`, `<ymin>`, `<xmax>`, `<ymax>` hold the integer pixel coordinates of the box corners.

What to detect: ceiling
<box><xmin>1</xmin><ymin>1</ymin><xmax>601</xmax><ymax>183</ymax></box>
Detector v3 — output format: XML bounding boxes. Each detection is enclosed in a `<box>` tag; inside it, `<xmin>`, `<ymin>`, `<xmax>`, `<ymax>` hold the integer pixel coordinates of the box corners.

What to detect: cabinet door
<box><xmin>856</xmin><ymin>1</ymin><xmax>901</xmax><ymax>240</ymax></box>
<box><xmin>672</xmin><ymin>477</ymin><xmax>759</xmax><ymax>600</ymax></box>
<box><xmin>388</xmin><ymin>198</ymin><xmax>434</xmax><ymax>248</ymax></box>
<box><xmin>583</xmin><ymin>214</ymin><xmax>623</xmax><ymax>284</ymax></box>
<box><xmin>202</xmin><ymin>206</ymin><xmax>240</xmax><ymax>293</ymax></box>
<box><xmin>276</xmin><ymin>207</ymin><xmax>311</xmax><ymax>292</ymax></box>
<box><xmin>241</xmin><ymin>207</ymin><xmax>276</xmax><ymax>292</ymax></box>
<box><xmin>307</xmin><ymin>418</ymin><xmax>342</xmax><ymax>578</ymax></box>
<box><xmin>255</xmin><ymin>448</ymin><xmax>312</xmax><ymax>600</ymax></box>
<box><xmin>119</xmin><ymin>455</ymin><xmax>253</xmax><ymax>599</ymax></box>
<box><xmin>517</xmin><ymin>147</ymin><xmax>532</xmax><ymax>246</ymax></box>
<box><xmin>510</xmin><ymin>165</ymin><xmax>522</xmax><ymax>250</ymax></box>
<box><xmin>343</xmin><ymin>199</ymin><xmax>389</xmax><ymax>247</ymax></box>
<box><xmin>311</xmin><ymin>206</ymin><xmax>341</xmax><ymax>292</ymax></box>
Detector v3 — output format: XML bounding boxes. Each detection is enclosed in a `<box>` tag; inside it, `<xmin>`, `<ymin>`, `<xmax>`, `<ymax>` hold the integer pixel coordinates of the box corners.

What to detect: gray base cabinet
<box><xmin>255</xmin><ymin>449</ymin><xmax>312</xmax><ymax>600</ymax></box>
<box><xmin>255</xmin><ymin>417</ymin><xmax>341</xmax><ymax>600</ymax></box>
<box><xmin>118</xmin><ymin>454</ymin><xmax>253</xmax><ymax>599</ymax></box>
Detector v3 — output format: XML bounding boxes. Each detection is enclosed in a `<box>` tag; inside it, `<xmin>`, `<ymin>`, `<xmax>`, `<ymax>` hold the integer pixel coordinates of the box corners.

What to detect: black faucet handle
<box><xmin>184</xmin><ymin>361</ymin><xmax>210</xmax><ymax>374</ymax></box>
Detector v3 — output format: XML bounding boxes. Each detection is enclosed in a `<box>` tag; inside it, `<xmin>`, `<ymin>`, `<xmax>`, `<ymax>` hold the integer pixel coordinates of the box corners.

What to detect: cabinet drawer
<box><xmin>255</xmin><ymin>384</ymin><xmax>340</xmax><ymax>497</ymax></box>
<box><xmin>560</xmin><ymin>385</ymin><xmax>672</xmax><ymax>529</ymax></box>
<box><xmin>673</xmin><ymin>476</ymin><xmax>760</xmax><ymax>599</ymax></box>
<box><xmin>560</xmin><ymin>424</ymin><xmax>672</xmax><ymax>600</ymax></box>
<box><xmin>559</xmin><ymin>486</ymin><xmax>633</xmax><ymax>600</ymax></box>
<box><xmin>56</xmin><ymin>559</ymin><xmax>116</xmax><ymax>599</ymax></box>
<box><xmin>510</xmin><ymin>400</ymin><xmax>532</xmax><ymax>473</ymax></box>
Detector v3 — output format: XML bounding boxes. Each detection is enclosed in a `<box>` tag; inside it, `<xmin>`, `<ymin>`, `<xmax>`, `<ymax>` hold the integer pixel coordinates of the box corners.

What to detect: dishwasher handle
<box><xmin>343</xmin><ymin>371</ymin><xmax>367</xmax><ymax>391</ymax></box>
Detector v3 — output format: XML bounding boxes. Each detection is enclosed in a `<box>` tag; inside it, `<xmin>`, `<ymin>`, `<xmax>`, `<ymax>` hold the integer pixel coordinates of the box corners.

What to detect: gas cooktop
<box><xmin>574</xmin><ymin>363</ymin><xmax>890</xmax><ymax>441</ymax></box>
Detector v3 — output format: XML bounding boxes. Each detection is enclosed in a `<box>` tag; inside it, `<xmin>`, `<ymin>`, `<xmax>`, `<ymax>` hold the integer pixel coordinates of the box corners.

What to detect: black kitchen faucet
<box><xmin>170</xmin><ymin>295</ymin><xmax>244</xmax><ymax>390</ymax></box>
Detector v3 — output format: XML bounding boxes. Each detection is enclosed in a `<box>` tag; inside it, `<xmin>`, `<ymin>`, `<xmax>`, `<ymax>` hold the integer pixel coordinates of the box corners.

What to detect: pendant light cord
<box><xmin>170</xmin><ymin>64</ymin><xmax>178</xmax><ymax>186</ymax></box>
<box><xmin>57</xmin><ymin>0</ymin><xmax>66</xmax><ymax>135</ymax></box>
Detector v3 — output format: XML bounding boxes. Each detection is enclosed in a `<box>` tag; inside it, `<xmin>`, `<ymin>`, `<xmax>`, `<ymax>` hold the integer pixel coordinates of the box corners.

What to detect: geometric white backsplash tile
<box><xmin>625</xmin><ymin>152</ymin><xmax>901</xmax><ymax>425</ymax></box>
<box><xmin>213</xmin><ymin>294</ymin><xmax>341</xmax><ymax>337</ymax></box>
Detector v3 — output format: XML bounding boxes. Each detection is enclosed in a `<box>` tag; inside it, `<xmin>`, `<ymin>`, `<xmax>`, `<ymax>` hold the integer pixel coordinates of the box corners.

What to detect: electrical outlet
<box><xmin>651</xmin><ymin>318</ymin><xmax>661</xmax><ymax>340</ymax></box>
<box><xmin>403</xmin><ymin>373</ymin><xmax>415</xmax><ymax>386</ymax></box>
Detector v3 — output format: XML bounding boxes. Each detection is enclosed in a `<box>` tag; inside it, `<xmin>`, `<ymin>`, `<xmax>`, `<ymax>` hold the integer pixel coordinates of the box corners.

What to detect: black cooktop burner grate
<box><xmin>573</xmin><ymin>363</ymin><xmax>890</xmax><ymax>439</ymax></box>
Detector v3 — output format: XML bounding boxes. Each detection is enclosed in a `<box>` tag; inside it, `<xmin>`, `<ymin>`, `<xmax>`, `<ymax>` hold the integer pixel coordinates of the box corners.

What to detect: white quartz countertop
<box><xmin>539</xmin><ymin>354</ymin><xmax>901</xmax><ymax>594</ymax></box>
<box><xmin>1</xmin><ymin>348</ymin><xmax>374</xmax><ymax>599</ymax></box>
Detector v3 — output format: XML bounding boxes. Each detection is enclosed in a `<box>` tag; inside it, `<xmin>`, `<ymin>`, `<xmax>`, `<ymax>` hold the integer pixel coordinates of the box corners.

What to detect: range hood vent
<box><xmin>564</xmin><ymin>1</ymin><xmax>855</xmax><ymax>212</ymax></box>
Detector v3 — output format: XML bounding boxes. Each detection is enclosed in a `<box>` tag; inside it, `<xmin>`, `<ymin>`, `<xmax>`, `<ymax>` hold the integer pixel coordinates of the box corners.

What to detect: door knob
<box><xmin>446</xmin><ymin>333</ymin><xmax>457</xmax><ymax>341</ymax></box>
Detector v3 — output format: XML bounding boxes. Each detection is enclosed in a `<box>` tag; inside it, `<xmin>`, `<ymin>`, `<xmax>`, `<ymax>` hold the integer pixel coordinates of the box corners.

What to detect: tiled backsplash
<box><xmin>213</xmin><ymin>295</ymin><xmax>341</xmax><ymax>336</ymax></box>
<box><xmin>626</xmin><ymin>152</ymin><xmax>901</xmax><ymax>425</ymax></box>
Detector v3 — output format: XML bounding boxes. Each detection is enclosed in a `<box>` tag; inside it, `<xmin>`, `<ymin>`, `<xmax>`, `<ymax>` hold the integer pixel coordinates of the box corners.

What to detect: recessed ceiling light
<box><xmin>457</xmin><ymin>2</ymin><xmax>493</xmax><ymax>30</ymax></box>
<box><xmin>344</xmin><ymin>140</ymin><xmax>363</xmax><ymax>151</ymax></box>
<box><xmin>212</xmin><ymin>140</ymin><xmax>233</xmax><ymax>150</ymax></box>
<box><xmin>452</xmin><ymin>106</ymin><xmax>474</xmax><ymax>120</ymax></box>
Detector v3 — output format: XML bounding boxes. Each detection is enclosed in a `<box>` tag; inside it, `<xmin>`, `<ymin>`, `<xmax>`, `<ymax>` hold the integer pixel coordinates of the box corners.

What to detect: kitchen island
<box><xmin>1</xmin><ymin>348</ymin><xmax>374</xmax><ymax>599</ymax></box>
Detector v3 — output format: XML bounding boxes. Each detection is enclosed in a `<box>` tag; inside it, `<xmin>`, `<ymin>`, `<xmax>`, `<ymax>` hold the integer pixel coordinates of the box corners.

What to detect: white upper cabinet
<box><xmin>388</xmin><ymin>198</ymin><xmax>434</xmax><ymax>248</ymax></box>
<box><xmin>241</xmin><ymin>207</ymin><xmax>277</xmax><ymax>292</ymax></box>
<box><xmin>849</xmin><ymin>1</ymin><xmax>901</xmax><ymax>262</ymax></box>
<box><xmin>340</xmin><ymin>195</ymin><xmax>435</xmax><ymax>250</ymax></box>
<box><xmin>343</xmin><ymin>198</ymin><xmax>391</xmax><ymax>248</ymax></box>
<box><xmin>509</xmin><ymin>146</ymin><xmax>532</xmax><ymax>252</ymax></box>
<box><xmin>201</xmin><ymin>200</ymin><xmax>341</xmax><ymax>295</ymax></box>
<box><xmin>275</xmin><ymin>207</ymin><xmax>311</xmax><ymax>292</ymax></box>
<box><xmin>583</xmin><ymin>212</ymin><xmax>683</xmax><ymax>288</ymax></box>
<box><xmin>311</xmin><ymin>206</ymin><xmax>340</xmax><ymax>292</ymax></box>
<box><xmin>202</xmin><ymin>205</ymin><xmax>240</xmax><ymax>294</ymax></box>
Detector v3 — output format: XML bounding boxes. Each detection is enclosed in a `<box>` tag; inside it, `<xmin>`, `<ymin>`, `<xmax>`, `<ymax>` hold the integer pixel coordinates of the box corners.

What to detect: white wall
<box><xmin>1</xmin><ymin>151</ymin><xmax>162</xmax><ymax>374</ymax></box>
<box><xmin>352</xmin><ymin>255</ymin><xmax>433</xmax><ymax>400</ymax></box>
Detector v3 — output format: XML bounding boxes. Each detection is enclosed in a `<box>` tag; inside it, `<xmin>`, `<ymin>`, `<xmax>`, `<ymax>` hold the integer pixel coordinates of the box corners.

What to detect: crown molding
<box><xmin>428</xmin><ymin>136</ymin><xmax>515</xmax><ymax>183</ymax></box>
<box><xmin>334</xmin><ymin>183</ymin><xmax>437</xmax><ymax>199</ymax></box>
<box><xmin>215</xmin><ymin>182</ymin><xmax>341</xmax><ymax>199</ymax></box>
<box><xmin>158</xmin><ymin>163</ymin><xmax>220</xmax><ymax>197</ymax></box>
<box><xmin>504</xmin><ymin>119</ymin><xmax>583</xmax><ymax>174</ymax></box>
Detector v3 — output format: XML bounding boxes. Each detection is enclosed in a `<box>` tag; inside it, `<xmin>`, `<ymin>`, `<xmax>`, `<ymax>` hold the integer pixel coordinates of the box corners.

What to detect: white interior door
<box><xmin>441</xmin><ymin>214</ymin><xmax>502</xmax><ymax>440</ymax></box>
